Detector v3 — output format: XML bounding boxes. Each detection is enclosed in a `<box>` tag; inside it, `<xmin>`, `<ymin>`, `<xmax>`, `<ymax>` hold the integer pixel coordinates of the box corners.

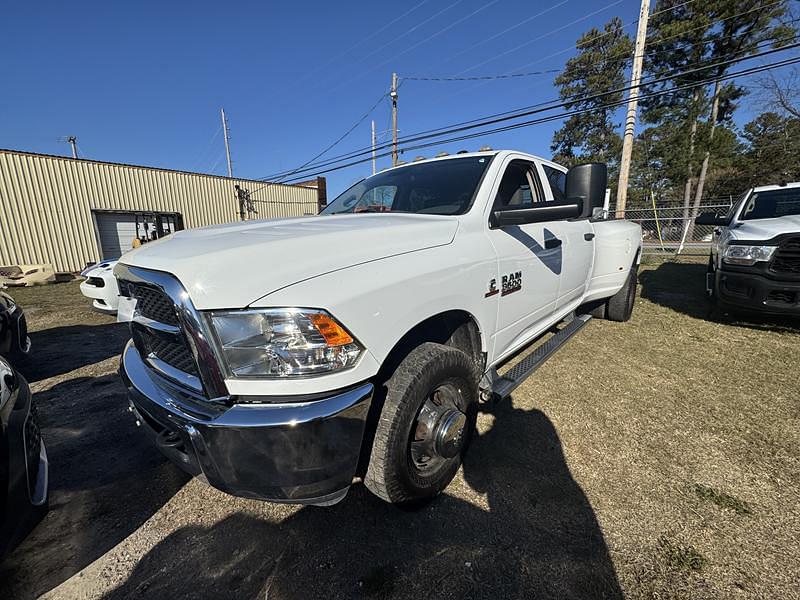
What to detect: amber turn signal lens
<box><xmin>308</xmin><ymin>313</ymin><xmax>354</xmax><ymax>346</ymax></box>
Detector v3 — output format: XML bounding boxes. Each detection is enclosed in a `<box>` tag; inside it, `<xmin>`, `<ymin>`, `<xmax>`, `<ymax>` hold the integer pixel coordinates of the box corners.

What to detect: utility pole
<box><xmin>67</xmin><ymin>136</ymin><xmax>78</xmax><ymax>159</ymax></box>
<box><xmin>615</xmin><ymin>0</ymin><xmax>650</xmax><ymax>218</ymax></box>
<box><xmin>221</xmin><ymin>107</ymin><xmax>233</xmax><ymax>178</ymax></box>
<box><xmin>371</xmin><ymin>119</ymin><xmax>377</xmax><ymax>175</ymax></box>
<box><xmin>390</xmin><ymin>72</ymin><xmax>399</xmax><ymax>166</ymax></box>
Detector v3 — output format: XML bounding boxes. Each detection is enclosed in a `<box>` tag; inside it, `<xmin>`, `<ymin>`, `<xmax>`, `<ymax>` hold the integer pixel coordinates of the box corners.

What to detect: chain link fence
<box><xmin>613</xmin><ymin>198</ymin><xmax>734</xmax><ymax>257</ymax></box>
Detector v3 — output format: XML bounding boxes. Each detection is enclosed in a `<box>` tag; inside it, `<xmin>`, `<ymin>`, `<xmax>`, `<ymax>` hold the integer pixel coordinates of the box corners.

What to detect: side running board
<box><xmin>489</xmin><ymin>314</ymin><xmax>592</xmax><ymax>400</ymax></box>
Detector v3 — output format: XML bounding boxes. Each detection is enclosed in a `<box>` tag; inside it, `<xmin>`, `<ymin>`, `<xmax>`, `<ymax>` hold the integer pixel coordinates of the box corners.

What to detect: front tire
<box><xmin>364</xmin><ymin>343</ymin><xmax>478</xmax><ymax>505</ymax></box>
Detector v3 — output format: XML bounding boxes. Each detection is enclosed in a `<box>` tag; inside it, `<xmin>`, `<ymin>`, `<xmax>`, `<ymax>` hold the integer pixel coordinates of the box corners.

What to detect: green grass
<box><xmin>693</xmin><ymin>484</ymin><xmax>752</xmax><ymax>516</ymax></box>
<box><xmin>658</xmin><ymin>536</ymin><xmax>708</xmax><ymax>572</ymax></box>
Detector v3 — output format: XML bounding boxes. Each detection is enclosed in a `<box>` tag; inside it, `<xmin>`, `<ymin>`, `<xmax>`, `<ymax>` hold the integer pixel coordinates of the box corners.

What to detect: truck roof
<box><xmin>381</xmin><ymin>150</ymin><xmax>564</xmax><ymax>173</ymax></box>
<box><xmin>752</xmin><ymin>181</ymin><xmax>800</xmax><ymax>193</ymax></box>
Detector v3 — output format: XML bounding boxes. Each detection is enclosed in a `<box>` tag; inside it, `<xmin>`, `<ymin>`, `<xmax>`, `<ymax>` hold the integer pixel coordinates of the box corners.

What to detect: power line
<box><xmin>262</xmin><ymin>40</ymin><xmax>800</xmax><ymax>181</ymax></box>
<box><xmin>401</xmin><ymin>69</ymin><xmax>562</xmax><ymax>82</ymax></box>
<box><xmin>280</xmin><ymin>55</ymin><xmax>800</xmax><ymax>185</ymax></box>
<box><xmin>339</xmin><ymin>0</ymin><xmax>466</xmax><ymax>75</ymax></box>
<box><xmin>362</xmin><ymin>0</ymin><xmax>503</xmax><ymax>76</ymax></box>
<box><xmin>433</xmin><ymin>0</ymin><xmax>786</xmax><ymax>107</ymax></box>
<box><xmin>414</xmin><ymin>0</ymin><xmax>572</xmax><ymax>75</ymax></box>
<box><xmin>261</xmin><ymin>0</ymin><xmax>432</xmax><ymax>103</ymax></box>
<box><xmin>191</xmin><ymin>125</ymin><xmax>223</xmax><ymax>172</ymax></box>
<box><xmin>398</xmin><ymin>25</ymin><xmax>795</xmax><ymax>85</ymax></box>
<box><xmin>450</xmin><ymin>0</ymin><xmax>627</xmax><ymax>78</ymax></box>
<box><xmin>264</xmin><ymin>43</ymin><xmax>800</xmax><ymax>183</ymax></box>
<box><xmin>248</xmin><ymin>91</ymin><xmax>388</xmax><ymax>194</ymax></box>
<box><xmin>485</xmin><ymin>0</ymin><xmax>787</xmax><ymax>85</ymax></box>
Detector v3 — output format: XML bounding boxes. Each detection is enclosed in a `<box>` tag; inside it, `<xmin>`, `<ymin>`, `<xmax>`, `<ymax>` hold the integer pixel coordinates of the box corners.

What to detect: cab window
<box><xmin>542</xmin><ymin>164</ymin><xmax>567</xmax><ymax>202</ymax></box>
<box><xmin>493</xmin><ymin>160</ymin><xmax>542</xmax><ymax>211</ymax></box>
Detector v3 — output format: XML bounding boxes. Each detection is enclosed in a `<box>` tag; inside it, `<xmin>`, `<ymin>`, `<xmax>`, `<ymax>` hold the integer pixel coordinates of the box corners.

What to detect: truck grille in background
<box><xmin>127</xmin><ymin>283</ymin><xmax>179</xmax><ymax>326</ymax></box>
<box><xmin>771</xmin><ymin>237</ymin><xmax>800</xmax><ymax>275</ymax></box>
<box><xmin>24</xmin><ymin>401</ymin><xmax>42</xmax><ymax>498</ymax></box>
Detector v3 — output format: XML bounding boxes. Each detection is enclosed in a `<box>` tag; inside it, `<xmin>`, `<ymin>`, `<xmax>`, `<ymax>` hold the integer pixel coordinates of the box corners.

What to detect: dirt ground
<box><xmin>1</xmin><ymin>261</ymin><xmax>798</xmax><ymax>599</ymax></box>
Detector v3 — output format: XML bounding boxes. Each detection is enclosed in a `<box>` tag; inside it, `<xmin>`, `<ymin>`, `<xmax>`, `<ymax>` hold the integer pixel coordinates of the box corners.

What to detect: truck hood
<box><xmin>730</xmin><ymin>215</ymin><xmax>800</xmax><ymax>241</ymax></box>
<box><xmin>119</xmin><ymin>213</ymin><xmax>459</xmax><ymax>309</ymax></box>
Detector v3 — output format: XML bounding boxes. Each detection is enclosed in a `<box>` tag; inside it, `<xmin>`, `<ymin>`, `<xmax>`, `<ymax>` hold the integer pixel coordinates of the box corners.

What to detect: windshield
<box><xmin>321</xmin><ymin>156</ymin><xmax>493</xmax><ymax>216</ymax></box>
<box><xmin>739</xmin><ymin>187</ymin><xmax>800</xmax><ymax>220</ymax></box>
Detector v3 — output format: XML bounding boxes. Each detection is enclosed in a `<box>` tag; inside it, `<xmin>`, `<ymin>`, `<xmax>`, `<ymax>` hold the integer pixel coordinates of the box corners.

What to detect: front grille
<box><xmin>87</xmin><ymin>276</ymin><xmax>105</xmax><ymax>287</ymax></box>
<box><xmin>771</xmin><ymin>237</ymin><xmax>800</xmax><ymax>275</ymax></box>
<box><xmin>128</xmin><ymin>283</ymin><xmax>179</xmax><ymax>326</ymax></box>
<box><xmin>143</xmin><ymin>333</ymin><xmax>199</xmax><ymax>376</ymax></box>
<box><xmin>24</xmin><ymin>401</ymin><xmax>42</xmax><ymax>497</ymax></box>
<box><xmin>118</xmin><ymin>272</ymin><xmax>217</xmax><ymax>396</ymax></box>
<box><xmin>767</xmin><ymin>290</ymin><xmax>797</xmax><ymax>305</ymax></box>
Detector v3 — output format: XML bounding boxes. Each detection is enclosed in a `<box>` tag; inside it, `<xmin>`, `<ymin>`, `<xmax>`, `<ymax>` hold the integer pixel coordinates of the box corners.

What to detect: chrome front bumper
<box><xmin>120</xmin><ymin>341</ymin><xmax>373</xmax><ymax>505</ymax></box>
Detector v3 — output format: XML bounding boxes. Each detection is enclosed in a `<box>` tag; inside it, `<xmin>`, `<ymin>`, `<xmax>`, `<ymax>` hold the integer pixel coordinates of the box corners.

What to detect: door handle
<box><xmin>584</xmin><ymin>232</ymin><xmax>595</xmax><ymax>241</ymax></box>
<box><xmin>545</xmin><ymin>238</ymin><xmax>562</xmax><ymax>250</ymax></box>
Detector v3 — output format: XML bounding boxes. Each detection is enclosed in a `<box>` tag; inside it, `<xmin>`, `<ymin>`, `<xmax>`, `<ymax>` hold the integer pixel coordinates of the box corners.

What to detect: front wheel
<box><xmin>364</xmin><ymin>343</ymin><xmax>478</xmax><ymax>505</ymax></box>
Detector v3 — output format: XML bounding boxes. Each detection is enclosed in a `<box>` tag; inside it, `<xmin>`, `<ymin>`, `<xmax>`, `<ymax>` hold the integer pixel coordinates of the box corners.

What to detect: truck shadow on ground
<box><xmin>0</xmin><ymin>374</ymin><xmax>189</xmax><ymax>599</ymax></box>
<box><xmin>103</xmin><ymin>403</ymin><xmax>621</xmax><ymax>600</ymax></box>
<box><xmin>639</xmin><ymin>261</ymin><xmax>800</xmax><ymax>333</ymax></box>
<box><xmin>21</xmin><ymin>323</ymin><xmax>130</xmax><ymax>382</ymax></box>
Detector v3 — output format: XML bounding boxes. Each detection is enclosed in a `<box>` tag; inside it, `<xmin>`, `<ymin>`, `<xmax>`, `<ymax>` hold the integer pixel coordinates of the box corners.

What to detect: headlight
<box><xmin>208</xmin><ymin>309</ymin><xmax>363</xmax><ymax>378</ymax></box>
<box><xmin>722</xmin><ymin>244</ymin><xmax>777</xmax><ymax>266</ymax></box>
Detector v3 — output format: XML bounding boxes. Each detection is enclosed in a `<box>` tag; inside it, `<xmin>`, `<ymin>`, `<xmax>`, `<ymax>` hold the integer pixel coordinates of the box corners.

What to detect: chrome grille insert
<box><xmin>116</xmin><ymin>264</ymin><xmax>229</xmax><ymax>402</ymax></box>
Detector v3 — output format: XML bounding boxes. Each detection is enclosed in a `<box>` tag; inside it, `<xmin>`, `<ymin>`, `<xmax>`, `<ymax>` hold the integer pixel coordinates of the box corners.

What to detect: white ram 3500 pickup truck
<box><xmin>697</xmin><ymin>182</ymin><xmax>800</xmax><ymax>315</ymax></box>
<box><xmin>117</xmin><ymin>151</ymin><xmax>642</xmax><ymax>506</ymax></box>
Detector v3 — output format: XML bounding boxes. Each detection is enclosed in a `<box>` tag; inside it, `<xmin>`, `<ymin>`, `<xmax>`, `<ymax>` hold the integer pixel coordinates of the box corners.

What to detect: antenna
<box><xmin>58</xmin><ymin>136</ymin><xmax>78</xmax><ymax>158</ymax></box>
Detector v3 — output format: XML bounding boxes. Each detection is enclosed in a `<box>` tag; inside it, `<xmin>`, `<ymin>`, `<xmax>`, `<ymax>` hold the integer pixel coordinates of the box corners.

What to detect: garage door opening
<box><xmin>93</xmin><ymin>210</ymin><xmax>184</xmax><ymax>260</ymax></box>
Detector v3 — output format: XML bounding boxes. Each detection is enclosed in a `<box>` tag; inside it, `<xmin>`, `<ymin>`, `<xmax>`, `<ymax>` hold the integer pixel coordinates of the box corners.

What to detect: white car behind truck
<box><xmin>116</xmin><ymin>150</ymin><xmax>642</xmax><ymax>506</ymax></box>
<box><xmin>697</xmin><ymin>181</ymin><xmax>800</xmax><ymax>315</ymax></box>
<box><xmin>79</xmin><ymin>260</ymin><xmax>121</xmax><ymax>314</ymax></box>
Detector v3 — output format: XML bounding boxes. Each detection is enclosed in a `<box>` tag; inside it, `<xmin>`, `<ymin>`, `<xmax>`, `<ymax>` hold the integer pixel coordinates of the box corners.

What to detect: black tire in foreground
<box><xmin>605</xmin><ymin>264</ymin><xmax>639</xmax><ymax>322</ymax></box>
<box><xmin>364</xmin><ymin>342</ymin><xmax>478</xmax><ymax>505</ymax></box>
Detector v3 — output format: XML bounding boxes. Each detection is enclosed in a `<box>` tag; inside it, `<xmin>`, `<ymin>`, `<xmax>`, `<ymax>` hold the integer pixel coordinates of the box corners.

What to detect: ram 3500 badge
<box><xmin>117</xmin><ymin>150</ymin><xmax>642</xmax><ymax>506</ymax></box>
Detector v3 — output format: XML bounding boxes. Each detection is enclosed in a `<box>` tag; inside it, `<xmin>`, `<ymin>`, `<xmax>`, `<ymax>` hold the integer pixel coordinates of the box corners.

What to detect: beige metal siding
<box><xmin>0</xmin><ymin>150</ymin><xmax>319</xmax><ymax>272</ymax></box>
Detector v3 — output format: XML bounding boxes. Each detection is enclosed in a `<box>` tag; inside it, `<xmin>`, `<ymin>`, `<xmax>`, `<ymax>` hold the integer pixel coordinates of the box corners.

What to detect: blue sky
<box><xmin>0</xmin><ymin>0</ymin><xmax>778</xmax><ymax>196</ymax></box>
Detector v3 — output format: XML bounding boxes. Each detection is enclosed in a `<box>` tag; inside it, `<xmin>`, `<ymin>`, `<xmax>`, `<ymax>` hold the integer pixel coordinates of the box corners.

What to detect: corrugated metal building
<box><xmin>0</xmin><ymin>149</ymin><xmax>325</xmax><ymax>272</ymax></box>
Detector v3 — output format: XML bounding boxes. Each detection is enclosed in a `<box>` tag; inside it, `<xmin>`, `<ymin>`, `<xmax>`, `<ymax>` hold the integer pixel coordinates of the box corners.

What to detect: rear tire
<box><xmin>364</xmin><ymin>342</ymin><xmax>478</xmax><ymax>505</ymax></box>
<box><xmin>606</xmin><ymin>264</ymin><xmax>638</xmax><ymax>322</ymax></box>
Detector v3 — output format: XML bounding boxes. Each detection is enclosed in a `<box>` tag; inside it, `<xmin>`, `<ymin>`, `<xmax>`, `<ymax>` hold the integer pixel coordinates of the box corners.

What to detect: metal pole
<box><xmin>371</xmin><ymin>120</ymin><xmax>377</xmax><ymax>175</ymax></box>
<box><xmin>391</xmin><ymin>73</ymin><xmax>398</xmax><ymax>166</ymax></box>
<box><xmin>221</xmin><ymin>107</ymin><xmax>233</xmax><ymax>178</ymax></box>
<box><xmin>68</xmin><ymin>136</ymin><xmax>78</xmax><ymax>159</ymax></box>
<box><xmin>615</xmin><ymin>0</ymin><xmax>650</xmax><ymax>218</ymax></box>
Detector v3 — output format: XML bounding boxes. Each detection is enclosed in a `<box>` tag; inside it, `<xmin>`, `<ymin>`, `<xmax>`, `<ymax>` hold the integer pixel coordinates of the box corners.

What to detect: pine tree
<box><xmin>551</xmin><ymin>17</ymin><xmax>633</xmax><ymax>183</ymax></box>
<box><xmin>642</xmin><ymin>0</ymin><xmax>793</xmax><ymax>239</ymax></box>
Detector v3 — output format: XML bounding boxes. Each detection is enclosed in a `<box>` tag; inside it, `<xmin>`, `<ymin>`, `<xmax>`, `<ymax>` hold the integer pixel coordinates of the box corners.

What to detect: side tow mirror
<box><xmin>490</xmin><ymin>200</ymin><xmax>581</xmax><ymax>227</ymax></box>
<box><xmin>566</xmin><ymin>163</ymin><xmax>607</xmax><ymax>218</ymax></box>
<box><xmin>695</xmin><ymin>212</ymin><xmax>730</xmax><ymax>227</ymax></box>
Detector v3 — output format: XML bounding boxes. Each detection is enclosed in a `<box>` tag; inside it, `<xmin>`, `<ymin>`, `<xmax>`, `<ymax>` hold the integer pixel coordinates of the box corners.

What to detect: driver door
<box><xmin>485</xmin><ymin>159</ymin><xmax>561</xmax><ymax>362</ymax></box>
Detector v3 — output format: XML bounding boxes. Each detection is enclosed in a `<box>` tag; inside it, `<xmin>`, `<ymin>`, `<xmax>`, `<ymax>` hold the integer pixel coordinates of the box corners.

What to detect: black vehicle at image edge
<box><xmin>1</xmin><ymin>291</ymin><xmax>31</xmax><ymax>360</ymax></box>
<box><xmin>0</xmin><ymin>292</ymin><xmax>46</xmax><ymax>560</ymax></box>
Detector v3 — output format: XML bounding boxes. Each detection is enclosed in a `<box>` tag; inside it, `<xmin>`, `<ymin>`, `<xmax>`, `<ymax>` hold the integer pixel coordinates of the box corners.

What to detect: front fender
<box><xmin>232</xmin><ymin>239</ymin><xmax>497</xmax><ymax>397</ymax></box>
